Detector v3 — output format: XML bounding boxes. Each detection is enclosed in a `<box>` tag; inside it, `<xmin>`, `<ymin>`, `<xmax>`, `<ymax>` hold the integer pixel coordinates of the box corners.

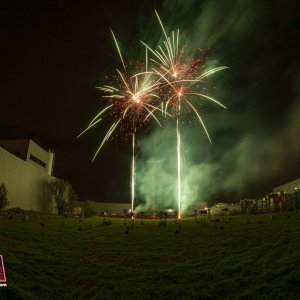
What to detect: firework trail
<box><xmin>79</xmin><ymin>11</ymin><xmax>227</xmax><ymax>217</ymax></box>
<box><xmin>142</xmin><ymin>10</ymin><xmax>228</xmax><ymax>218</ymax></box>
<box><xmin>176</xmin><ymin>111</ymin><xmax>181</xmax><ymax>217</ymax></box>
<box><xmin>131</xmin><ymin>131</ymin><xmax>135</xmax><ymax>213</ymax></box>
<box><xmin>78</xmin><ymin>31</ymin><xmax>163</xmax><ymax>213</ymax></box>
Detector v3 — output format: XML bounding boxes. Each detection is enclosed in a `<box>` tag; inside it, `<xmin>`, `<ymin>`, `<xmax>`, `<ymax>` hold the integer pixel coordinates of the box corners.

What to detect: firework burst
<box><xmin>142</xmin><ymin>10</ymin><xmax>229</xmax><ymax>218</ymax></box>
<box><xmin>142</xmin><ymin>10</ymin><xmax>228</xmax><ymax>139</ymax></box>
<box><xmin>78</xmin><ymin>31</ymin><xmax>163</xmax><ymax>212</ymax></box>
<box><xmin>80</xmin><ymin>11</ymin><xmax>228</xmax><ymax>218</ymax></box>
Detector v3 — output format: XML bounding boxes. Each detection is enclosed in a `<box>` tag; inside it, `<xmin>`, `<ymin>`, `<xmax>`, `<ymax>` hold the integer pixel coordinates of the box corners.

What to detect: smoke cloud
<box><xmin>135</xmin><ymin>0</ymin><xmax>299</xmax><ymax>211</ymax></box>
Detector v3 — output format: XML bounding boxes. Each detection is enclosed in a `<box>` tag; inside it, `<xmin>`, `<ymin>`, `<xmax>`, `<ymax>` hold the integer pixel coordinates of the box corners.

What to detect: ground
<box><xmin>0</xmin><ymin>212</ymin><xmax>299</xmax><ymax>299</ymax></box>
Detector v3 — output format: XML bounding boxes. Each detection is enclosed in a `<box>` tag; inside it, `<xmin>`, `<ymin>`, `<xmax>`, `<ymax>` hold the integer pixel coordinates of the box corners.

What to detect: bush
<box><xmin>0</xmin><ymin>208</ymin><xmax>43</xmax><ymax>217</ymax></box>
<box><xmin>0</xmin><ymin>183</ymin><xmax>9</xmax><ymax>209</ymax></box>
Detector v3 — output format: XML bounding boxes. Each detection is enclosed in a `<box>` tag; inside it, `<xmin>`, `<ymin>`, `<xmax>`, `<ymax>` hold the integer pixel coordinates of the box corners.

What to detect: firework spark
<box><xmin>78</xmin><ymin>31</ymin><xmax>163</xmax><ymax>213</ymax></box>
<box><xmin>80</xmin><ymin>12</ymin><xmax>227</xmax><ymax>218</ymax></box>
<box><xmin>142</xmin><ymin>10</ymin><xmax>228</xmax><ymax>218</ymax></box>
<box><xmin>78</xmin><ymin>69</ymin><xmax>162</xmax><ymax>160</ymax></box>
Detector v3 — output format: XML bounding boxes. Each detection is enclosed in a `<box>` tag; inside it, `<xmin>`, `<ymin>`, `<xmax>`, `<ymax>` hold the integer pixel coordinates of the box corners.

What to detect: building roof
<box><xmin>273</xmin><ymin>178</ymin><xmax>300</xmax><ymax>194</ymax></box>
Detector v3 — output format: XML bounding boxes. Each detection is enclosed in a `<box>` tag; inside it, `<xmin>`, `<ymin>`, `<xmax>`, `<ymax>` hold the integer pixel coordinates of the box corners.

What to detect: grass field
<box><xmin>0</xmin><ymin>212</ymin><xmax>300</xmax><ymax>299</ymax></box>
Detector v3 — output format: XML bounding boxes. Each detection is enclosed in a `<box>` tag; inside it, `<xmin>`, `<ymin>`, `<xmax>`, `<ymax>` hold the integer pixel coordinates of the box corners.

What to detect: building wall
<box><xmin>0</xmin><ymin>139</ymin><xmax>54</xmax><ymax>176</ymax></box>
<box><xmin>0</xmin><ymin>146</ymin><xmax>55</xmax><ymax>213</ymax></box>
<box><xmin>93</xmin><ymin>202</ymin><xmax>131</xmax><ymax>214</ymax></box>
<box><xmin>26</xmin><ymin>140</ymin><xmax>54</xmax><ymax>175</ymax></box>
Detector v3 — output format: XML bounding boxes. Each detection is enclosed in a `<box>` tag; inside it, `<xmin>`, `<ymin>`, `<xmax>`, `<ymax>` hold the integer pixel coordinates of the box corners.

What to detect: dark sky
<box><xmin>0</xmin><ymin>0</ymin><xmax>299</xmax><ymax>205</ymax></box>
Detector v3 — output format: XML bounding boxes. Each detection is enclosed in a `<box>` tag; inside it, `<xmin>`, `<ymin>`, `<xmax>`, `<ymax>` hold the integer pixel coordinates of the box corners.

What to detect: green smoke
<box><xmin>134</xmin><ymin>0</ymin><xmax>300</xmax><ymax>210</ymax></box>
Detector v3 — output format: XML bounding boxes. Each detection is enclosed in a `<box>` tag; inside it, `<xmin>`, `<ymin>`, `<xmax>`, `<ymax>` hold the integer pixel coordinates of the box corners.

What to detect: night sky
<box><xmin>1</xmin><ymin>0</ymin><xmax>299</xmax><ymax>205</ymax></box>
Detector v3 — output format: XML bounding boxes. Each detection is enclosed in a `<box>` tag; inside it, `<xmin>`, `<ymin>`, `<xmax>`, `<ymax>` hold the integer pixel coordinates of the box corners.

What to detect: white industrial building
<box><xmin>0</xmin><ymin>139</ymin><xmax>56</xmax><ymax>213</ymax></box>
<box><xmin>93</xmin><ymin>202</ymin><xmax>131</xmax><ymax>214</ymax></box>
<box><xmin>273</xmin><ymin>178</ymin><xmax>300</xmax><ymax>194</ymax></box>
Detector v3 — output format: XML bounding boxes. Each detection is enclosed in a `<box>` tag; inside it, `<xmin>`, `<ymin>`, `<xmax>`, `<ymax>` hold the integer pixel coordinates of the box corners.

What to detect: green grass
<box><xmin>0</xmin><ymin>212</ymin><xmax>300</xmax><ymax>299</ymax></box>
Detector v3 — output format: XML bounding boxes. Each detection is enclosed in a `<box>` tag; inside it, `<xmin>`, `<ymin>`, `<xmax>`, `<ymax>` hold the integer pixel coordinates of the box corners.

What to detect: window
<box><xmin>29</xmin><ymin>154</ymin><xmax>46</xmax><ymax>168</ymax></box>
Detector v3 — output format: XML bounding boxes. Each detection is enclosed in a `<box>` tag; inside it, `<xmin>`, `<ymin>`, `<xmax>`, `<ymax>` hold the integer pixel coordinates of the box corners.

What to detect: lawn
<box><xmin>0</xmin><ymin>212</ymin><xmax>299</xmax><ymax>299</ymax></box>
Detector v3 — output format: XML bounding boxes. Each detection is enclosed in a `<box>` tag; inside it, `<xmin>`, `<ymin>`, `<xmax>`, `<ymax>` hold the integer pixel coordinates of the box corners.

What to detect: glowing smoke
<box><xmin>135</xmin><ymin>0</ymin><xmax>300</xmax><ymax>211</ymax></box>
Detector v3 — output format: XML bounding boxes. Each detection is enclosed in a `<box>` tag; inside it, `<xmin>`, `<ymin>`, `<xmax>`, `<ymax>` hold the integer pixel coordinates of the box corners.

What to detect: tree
<box><xmin>49</xmin><ymin>179</ymin><xmax>69</xmax><ymax>215</ymax></box>
<box><xmin>67</xmin><ymin>185</ymin><xmax>80</xmax><ymax>214</ymax></box>
<box><xmin>0</xmin><ymin>183</ymin><xmax>9</xmax><ymax>209</ymax></box>
<box><xmin>82</xmin><ymin>200</ymin><xmax>98</xmax><ymax>217</ymax></box>
<box><xmin>48</xmin><ymin>180</ymin><xmax>81</xmax><ymax>215</ymax></box>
